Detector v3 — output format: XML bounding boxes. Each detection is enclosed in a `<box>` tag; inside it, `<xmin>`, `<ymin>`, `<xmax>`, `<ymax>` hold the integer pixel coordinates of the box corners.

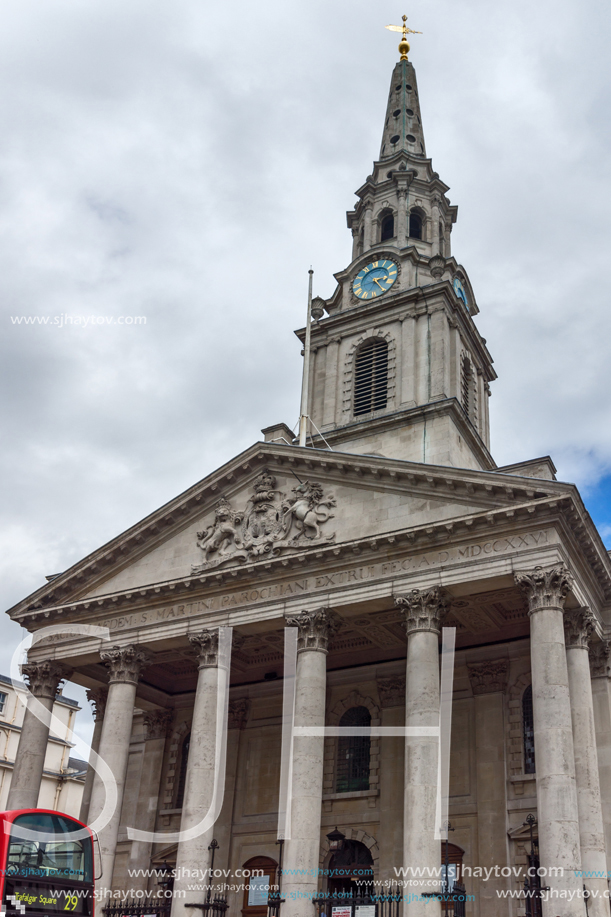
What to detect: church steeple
<box><xmin>294</xmin><ymin>34</ymin><xmax>497</xmax><ymax>471</ymax></box>
<box><xmin>379</xmin><ymin>60</ymin><xmax>426</xmax><ymax>161</ymax></box>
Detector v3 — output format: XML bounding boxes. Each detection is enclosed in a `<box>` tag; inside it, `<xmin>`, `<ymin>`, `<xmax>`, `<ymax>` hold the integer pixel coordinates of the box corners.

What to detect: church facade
<box><xmin>6</xmin><ymin>35</ymin><xmax>611</xmax><ymax>917</ymax></box>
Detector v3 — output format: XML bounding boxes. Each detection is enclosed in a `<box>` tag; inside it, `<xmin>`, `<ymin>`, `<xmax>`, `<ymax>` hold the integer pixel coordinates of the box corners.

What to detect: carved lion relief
<box><xmin>191</xmin><ymin>470</ymin><xmax>336</xmax><ymax>574</ymax></box>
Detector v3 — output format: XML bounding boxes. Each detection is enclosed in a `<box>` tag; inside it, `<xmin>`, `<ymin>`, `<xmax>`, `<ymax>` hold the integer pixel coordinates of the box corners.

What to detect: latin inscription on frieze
<box><xmin>94</xmin><ymin>529</ymin><xmax>551</xmax><ymax>631</ymax></box>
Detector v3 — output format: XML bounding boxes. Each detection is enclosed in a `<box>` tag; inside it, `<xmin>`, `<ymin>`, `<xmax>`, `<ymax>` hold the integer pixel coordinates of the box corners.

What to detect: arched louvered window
<box><xmin>461</xmin><ymin>355</ymin><xmax>476</xmax><ymax>423</ymax></box>
<box><xmin>523</xmin><ymin>685</ymin><xmax>535</xmax><ymax>774</ymax></box>
<box><xmin>336</xmin><ymin>706</ymin><xmax>371</xmax><ymax>792</ymax></box>
<box><xmin>175</xmin><ymin>731</ymin><xmax>191</xmax><ymax>808</ymax></box>
<box><xmin>354</xmin><ymin>339</ymin><xmax>388</xmax><ymax>416</ymax></box>
<box><xmin>409</xmin><ymin>211</ymin><xmax>422</xmax><ymax>239</ymax></box>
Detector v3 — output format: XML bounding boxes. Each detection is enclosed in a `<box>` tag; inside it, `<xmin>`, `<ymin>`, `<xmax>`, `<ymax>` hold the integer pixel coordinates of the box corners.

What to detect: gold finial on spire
<box><xmin>385</xmin><ymin>14</ymin><xmax>422</xmax><ymax>60</ymax></box>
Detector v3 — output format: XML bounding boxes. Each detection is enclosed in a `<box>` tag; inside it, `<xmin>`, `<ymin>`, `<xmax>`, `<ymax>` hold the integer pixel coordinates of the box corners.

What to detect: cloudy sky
<box><xmin>1</xmin><ymin>0</ymin><xmax>610</xmax><ymax>745</ymax></box>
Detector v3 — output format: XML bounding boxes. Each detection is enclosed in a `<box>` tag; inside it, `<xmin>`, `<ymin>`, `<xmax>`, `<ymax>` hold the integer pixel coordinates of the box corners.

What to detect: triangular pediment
<box><xmin>6</xmin><ymin>442</ymin><xmax>587</xmax><ymax>621</ymax></box>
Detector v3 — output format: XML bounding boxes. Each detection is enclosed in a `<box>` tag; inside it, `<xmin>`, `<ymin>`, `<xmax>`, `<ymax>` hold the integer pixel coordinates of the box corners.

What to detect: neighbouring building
<box><xmin>0</xmin><ymin>672</ymin><xmax>86</xmax><ymax>816</ymax></box>
<box><xmin>5</xmin><ymin>27</ymin><xmax>611</xmax><ymax>917</ymax></box>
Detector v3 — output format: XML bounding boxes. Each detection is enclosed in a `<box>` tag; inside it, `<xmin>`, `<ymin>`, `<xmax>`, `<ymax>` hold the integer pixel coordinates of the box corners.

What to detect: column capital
<box><xmin>100</xmin><ymin>645</ymin><xmax>149</xmax><ymax>685</ymax></box>
<box><xmin>285</xmin><ymin>608</ymin><xmax>341</xmax><ymax>653</ymax></box>
<box><xmin>189</xmin><ymin>629</ymin><xmax>220</xmax><ymax>667</ymax></box>
<box><xmin>228</xmin><ymin>698</ymin><xmax>250</xmax><ymax>730</ymax></box>
<box><xmin>394</xmin><ymin>587</ymin><xmax>448</xmax><ymax>636</ymax></box>
<box><xmin>514</xmin><ymin>563</ymin><xmax>573</xmax><ymax>613</ymax></box>
<box><xmin>589</xmin><ymin>640</ymin><xmax>611</xmax><ymax>678</ymax></box>
<box><xmin>467</xmin><ymin>659</ymin><xmax>509</xmax><ymax>695</ymax></box>
<box><xmin>564</xmin><ymin>608</ymin><xmax>596</xmax><ymax>649</ymax></box>
<box><xmin>21</xmin><ymin>660</ymin><xmax>72</xmax><ymax>699</ymax></box>
<box><xmin>143</xmin><ymin>710</ymin><xmax>172</xmax><ymax>741</ymax></box>
<box><xmin>86</xmin><ymin>687</ymin><xmax>108</xmax><ymax>721</ymax></box>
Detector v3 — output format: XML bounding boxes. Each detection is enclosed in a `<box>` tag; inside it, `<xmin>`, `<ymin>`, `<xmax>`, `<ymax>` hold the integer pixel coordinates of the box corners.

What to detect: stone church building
<box><xmin>6</xmin><ymin>33</ymin><xmax>611</xmax><ymax>917</ymax></box>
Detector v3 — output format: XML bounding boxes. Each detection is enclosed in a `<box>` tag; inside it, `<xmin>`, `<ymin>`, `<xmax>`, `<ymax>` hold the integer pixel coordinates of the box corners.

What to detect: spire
<box><xmin>379</xmin><ymin>60</ymin><xmax>426</xmax><ymax>161</ymax></box>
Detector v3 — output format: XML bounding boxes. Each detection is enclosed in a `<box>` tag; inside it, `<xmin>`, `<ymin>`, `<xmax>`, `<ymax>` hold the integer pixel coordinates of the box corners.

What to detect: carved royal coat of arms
<box><xmin>191</xmin><ymin>470</ymin><xmax>336</xmax><ymax>573</ymax></box>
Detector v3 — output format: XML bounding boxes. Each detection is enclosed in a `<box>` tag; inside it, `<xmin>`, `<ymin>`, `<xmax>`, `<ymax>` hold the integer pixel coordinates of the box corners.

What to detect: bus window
<box><xmin>7</xmin><ymin>814</ymin><xmax>93</xmax><ymax>883</ymax></box>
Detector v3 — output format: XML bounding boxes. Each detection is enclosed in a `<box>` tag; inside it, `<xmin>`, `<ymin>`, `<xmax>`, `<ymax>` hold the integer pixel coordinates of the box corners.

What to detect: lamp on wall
<box><xmin>326</xmin><ymin>827</ymin><xmax>346</xmax><ymax>852</ymax></box>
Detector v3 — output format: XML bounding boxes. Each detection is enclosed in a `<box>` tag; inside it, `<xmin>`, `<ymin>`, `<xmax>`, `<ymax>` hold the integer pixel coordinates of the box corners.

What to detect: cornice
<box><xmin>301</xmin><ymin>280</ymin><xmax>493</xmax><ymax>380</ymax></box>
<box><xmin>306</xmin><ymin>399</ymin><xmax>496</xmax><ymax>470</ymax></box>
<box><xmin>12</xmin><ymin>485</ymin><xmax>611</xmax><ymax>627</ymax></box>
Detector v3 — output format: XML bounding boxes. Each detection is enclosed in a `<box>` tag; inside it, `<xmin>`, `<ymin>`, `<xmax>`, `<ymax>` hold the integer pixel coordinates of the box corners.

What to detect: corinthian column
<box><xmin>590</xmin><ymin>642</ymin><xmax>611</xmax><ymax>871</ymax></box>
<box><xmin>394</xmin><ymin>588</ymin><xmax>446</xmax><ymax>916</ymax></box>
<box><xmin>171</xmin><ymin>630</ymin><xmax>224</xmax><ymax>917</ymax></box>
<box><xmin>514</xmin><ymin>565</ymin><xmax>584</xmax><ymax>916</ymax></box>
<box><xmin>7</xmin><ymin>660</ymin><xmax>72</xmax><ymax>810</ymax></box>
<box><xmin>88</xmin><ymin>645</ymin><xmax>149</xmax><ymax>891</ymax></box>
<box><xmin>564</xmin><ymin>610</ymin><xmax>610</xmax><ymax>916</ymax></box>
<box><xmin>282</xmin><ymin>608</ymin><xmax>340</xmax><ymax>917</ymax></box>
<box><xmin>79</xmin><ymin>688</ymin><xmax>108</xmax><ymax>824</ymax></box>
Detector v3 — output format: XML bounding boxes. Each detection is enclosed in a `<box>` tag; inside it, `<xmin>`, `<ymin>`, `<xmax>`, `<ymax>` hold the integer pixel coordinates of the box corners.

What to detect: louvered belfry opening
<box><xmin>354</xmin><ymin>338</ymin><xmax>388</xmax><ymax>416</ymax></box>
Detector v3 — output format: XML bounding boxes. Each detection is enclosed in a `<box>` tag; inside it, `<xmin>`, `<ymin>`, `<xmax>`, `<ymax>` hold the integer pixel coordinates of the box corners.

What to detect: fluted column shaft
<box><xmin>7</xmin><ymin>661</ymin><xmax>72</xmax><ymax>810</ymax></box>
<box><xmin>515</xmin><ymin>565</ymin><xmax>584</xmax><ymax>917</ymax></box>
<box><xmin>395</xmin><ymin>588</ymin><xmax>446</xmax><ymax>917</ymax></box>
<box><xmin>80</xmin><ymin>688</ymin><xmax>108</xmax><ymax>824</ymax></box>
<box><xmin>88</xmin><ymin>645</ymin><xmax>148</xmax><ymax>894</ymax></box>
<box><xmin>565</xmin><ymin>611</ymin><xmax>610</xmax><ymax>917</ymax></box>
<box><xmin>171</xmin><ymin>630</ymin><xmax>224</xmax><ymax>916</ymax></box>
<box><xmin>282</xmin><ymin>609</ymin><xmax>339</xmax><ymax>917</ymax></box>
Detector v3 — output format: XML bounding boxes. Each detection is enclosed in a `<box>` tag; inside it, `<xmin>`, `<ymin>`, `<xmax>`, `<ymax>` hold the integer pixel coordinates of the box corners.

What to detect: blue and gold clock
<box><xmin>352</xmin><ymin>259</ymin><xmax>398</xmax><ymax>300</ymax></box>
<box><xmin>453</xmin><ymin>277</ymin><xmax>469</xmax><ymax>311</ymax></box>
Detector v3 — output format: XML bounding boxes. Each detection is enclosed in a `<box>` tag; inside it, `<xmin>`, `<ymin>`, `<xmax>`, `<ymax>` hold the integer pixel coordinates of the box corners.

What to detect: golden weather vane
<box><xmin>385</xmin><ymin>14</ymin><xmax>422</xmax><ymax>60</ymax></box>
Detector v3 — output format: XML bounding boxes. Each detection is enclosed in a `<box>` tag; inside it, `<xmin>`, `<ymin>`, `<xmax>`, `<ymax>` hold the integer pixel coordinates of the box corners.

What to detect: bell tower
<box><xmin>296</xmin><ymin>26</ymin><xmax>496</xmax><ymax>470</ymax></box>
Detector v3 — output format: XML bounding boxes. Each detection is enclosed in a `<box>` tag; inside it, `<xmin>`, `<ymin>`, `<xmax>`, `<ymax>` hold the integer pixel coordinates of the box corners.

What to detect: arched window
<box><xmin>380</xmin><ymin>210</ymin><xmax>395</xmax><ymax>242</ymax></box>
<box><xmin>461</xmin><ymin>356</ymin><xmax>476</xmax><ymax>423</ymax></box>
<box><xmin>336</xmin><ymin>706</ymin><xmax>371</xmax><ymax>792</ymax></box>
<box><xmin>354</xmin><ymin>339</ymin><xmax>388</xmax><ymax>416</ymax></box>
<box><xmin>523</xmin><ymin>685</ymin><xmax>535</xmax><ymax>774</ymax></box>
<box><xmin>409</xmin><ymin>210</ymin><xmax>422</xmax><ymax>239</ymax></box>
<box><xmin>175</xmin><ymin>731</ymin><xmax>190</xmax><ymax>809</ymax></box>
<box><xmin>241</xmin><ymin>856</ymin><xmax>277</xmax><ymax>916</ymax></box>
<box><xmin>441</xmin><ymin>842</ymin><xmax>465</xmax><ymax>910</ymax></box>
<box><xmin>328</xmin><ymin>839</ymin><xmax>373</xmax><ymax>895</ymax></box>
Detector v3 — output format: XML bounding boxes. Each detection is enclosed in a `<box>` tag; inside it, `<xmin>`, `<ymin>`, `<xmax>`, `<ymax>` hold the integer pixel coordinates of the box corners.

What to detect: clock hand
<box><xmin>372</xmin><ymin>277</ymin><xmax>386</xmax><ymax>289</ymax></box>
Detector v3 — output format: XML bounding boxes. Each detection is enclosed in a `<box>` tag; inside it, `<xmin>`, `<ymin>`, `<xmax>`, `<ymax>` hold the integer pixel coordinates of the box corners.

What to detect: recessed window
<box><xmin>406</xmin><ymin>84</ymin><xmax>413</xmax><ymax>90</ymax></box>
<box><xmin>386</xmin><ymin>171</ymin><xmax>393</xmax><ymax>179</ymax></box>
<box><xmin>0</xmin><ymin>692</ymin><xmax>7</xmax><ymax>715</ymax></box>
<box><xmin>390</xmin><ymin>134</ymin><xmax>400</xmax><ymax>145</ymax></box>
<box><xmin>336</xmin><ymin>706</ymin><xmax>371</xmax><ymax>792</ymax></box>
<box><xmin>406</xmin><ymin>108</ymin><xmax>414</xmax><ymax>116</ymax></box>
<box><xmin>392</xmin><ymin>109</ymin><xmax>401</xmax><ymax>117</ymax></box>
<box><xmin>175</xmin><ymin>731</ymin><xmax>191</xmax><ymax>809</ymax></box>
<box><xmin>354</xmin><ymin>339</ymin><xmax>389</xmax><ymax>416</ymax></box>
<box><xmin>409</xmin><ymin>211</ymin><xmax>422</xmax><ymax>239</ymax></box>
<box><xmin>380</xmin><ymin>212</ymin><xmax>394</xmax><ymax>241</ymax></box>
<box><xmin>395</xmin><ymin>84</ymin><xmax>401</xmax><ymax>91</ymax></box>
<box><xmin>523</xmin><ymin>685</ymin><xmax>535</xmax><ymax>774</ymax></box>
<box><xmin>406</xmin><ymin>134</ymin><xmax>416</xmax><ymax>142</ymax></box>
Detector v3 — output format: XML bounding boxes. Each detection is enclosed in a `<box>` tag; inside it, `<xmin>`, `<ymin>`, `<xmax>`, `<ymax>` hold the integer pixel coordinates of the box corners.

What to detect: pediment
<box><xmin>7</xmin><ymin>442</ymin><xmax>567</xmax><ymax>620</ymax></box>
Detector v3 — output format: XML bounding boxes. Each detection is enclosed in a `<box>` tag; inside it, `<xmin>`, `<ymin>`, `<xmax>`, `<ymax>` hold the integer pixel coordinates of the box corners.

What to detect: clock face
<box><xmin>453</xmin><ymin>277</ymin><xmax>469</xmax><ymax>310</ymax></box>
<box><xmin>353</xmin><ymin>259</ymin><xmax>398</xmax><ymax>300</ymax></box>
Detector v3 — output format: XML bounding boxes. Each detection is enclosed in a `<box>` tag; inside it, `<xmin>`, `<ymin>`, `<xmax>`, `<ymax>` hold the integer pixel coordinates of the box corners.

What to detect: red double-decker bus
<box><xmin>0</xmin><ymin>810</ymin><xmax>94</xmax><ymax>917</ymax></box>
